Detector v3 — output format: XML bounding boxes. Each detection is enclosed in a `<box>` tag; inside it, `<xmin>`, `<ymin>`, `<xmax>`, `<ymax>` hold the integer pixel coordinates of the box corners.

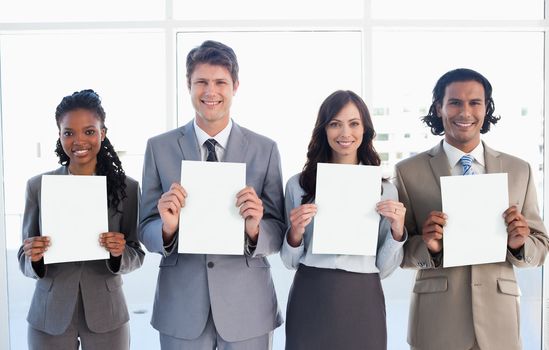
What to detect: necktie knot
<box><xmin>459</xmin><ymin>154</ymin><xmax>474</xmax><ymax>175</ymax></box>
<box><xmin>205</xmin><ymin>139</ymin><xmax>218</xmax><ymax>162</ymax></box>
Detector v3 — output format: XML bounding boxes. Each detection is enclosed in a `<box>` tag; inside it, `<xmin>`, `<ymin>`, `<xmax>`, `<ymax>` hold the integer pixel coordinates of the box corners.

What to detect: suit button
<box><xmin>207</xmin><ymin>262</ymin><xmax>214</xmax><ymax>268</ymax></box>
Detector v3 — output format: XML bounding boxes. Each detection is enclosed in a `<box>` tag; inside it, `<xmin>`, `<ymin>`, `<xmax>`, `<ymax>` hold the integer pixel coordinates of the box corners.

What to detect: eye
<box><xmin>62</xmin><ymin>131</ymin><xmax>73</xmax><ymax>137</ymax></box>
<box><xmin>85</xmin><ymin>129</ymin><xmax>96</xmax><ymax>136</ymax></box>
<box><xmin>350</xmin><ymin>121</ymin><xmax>361</xmax><ymax>127</ymax></box>
<box><xmin>328</xmin><ymin>122</ymin><xmax>340</xmax><ymax>128</ymax></box>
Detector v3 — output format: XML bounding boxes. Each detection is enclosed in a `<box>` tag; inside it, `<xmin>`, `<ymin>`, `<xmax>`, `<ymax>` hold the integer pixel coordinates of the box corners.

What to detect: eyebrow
<box><xmin>447</xmin><ymin>97</ymin><xmax>483</xmax><ymax>102</ymax></box>
<box><xmin>62</xmin><ymin>125</ymin><xmax>98</xmax><ymax>130</ymax></box>
<box><xmin>192</xmin><ymin>77</ymin><xmax>230</xmax><ymax>82</ymax></box>
<box><xmin>331</xmin><ymin>117</ymin><xmax>361</xmax><ymax>122</ymax></box>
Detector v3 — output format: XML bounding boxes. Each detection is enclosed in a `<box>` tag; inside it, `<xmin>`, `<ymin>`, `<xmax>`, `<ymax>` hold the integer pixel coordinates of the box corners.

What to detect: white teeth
<box><xmin>74</xmin><ymin>150</ymin><xmax>88</xmax><ymax>155</ymax></box>
<box><xmin>203</xmin><ymin>101</ymin><xmax>220</xmax><ymax>106</ymax></box>
<box><xmin>456</xmin><ymin>122</ymin><xmax>473</xmax><ymax>127</ymax></box>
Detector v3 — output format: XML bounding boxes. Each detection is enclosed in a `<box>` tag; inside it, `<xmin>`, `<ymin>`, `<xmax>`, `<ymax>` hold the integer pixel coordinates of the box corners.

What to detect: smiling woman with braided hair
<box><xmin>18</xmin><ymin>89</ymin><xmax>144</xmax><ymax>350</ymax></box>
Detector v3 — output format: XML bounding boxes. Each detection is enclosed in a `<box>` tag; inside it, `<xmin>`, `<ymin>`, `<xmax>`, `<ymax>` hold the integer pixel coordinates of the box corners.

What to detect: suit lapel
<box><xmin>483</xmin><ymin>141</ymin><xmax>502</xmax><ymax>174</ymax></box>
<box><xmin>178</xmin><ymin>120</ymin><xmax>201</xmax><ymax>161</ymax></box>
<box><xmin>428</xmin><ymin>141</ymin><xmax>452</xmax><ymax>189</ymax></box>
<box><xmin>224</xmin><ymin>121</ymin><xmax>248</xmax><ymax>163</ymax></box>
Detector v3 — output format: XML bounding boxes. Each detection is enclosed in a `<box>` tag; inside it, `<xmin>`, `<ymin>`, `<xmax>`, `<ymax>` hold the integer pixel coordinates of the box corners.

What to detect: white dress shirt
<box><xmin>443</xmin><ymin>140</ymin><xmax>486</xmax><ymax>175</ymax></box>
<box><xmin>193</xmin><ymin>118</ymin><xmax>233</xmax><ymax>161</ymax></box>
<box><xmin>280</xmin><ymin>173</ymin><xmax>406</xmax><ymax>278</ymax></box>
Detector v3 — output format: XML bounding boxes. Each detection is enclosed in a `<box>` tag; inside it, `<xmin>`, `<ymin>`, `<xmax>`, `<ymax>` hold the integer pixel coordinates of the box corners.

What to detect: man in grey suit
<box><xmin>139</xmin><ymin>40</ymin><xmax>285</xmax><ymax>349</ymax></box>
<box><xmin>395</xmin><ymin>68</ymin><xmax>549</xmax><ymax>350</ymax></box>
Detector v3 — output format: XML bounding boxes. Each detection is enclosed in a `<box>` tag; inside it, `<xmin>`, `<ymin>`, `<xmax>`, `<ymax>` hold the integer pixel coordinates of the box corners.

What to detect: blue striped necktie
<box><xmin>204</xmin><ymin>139</ymin><xmax>218</xmax><ymax>162</ymax></box>
<box><xmin>459</xmin><ymin>154</ymin><xmax>474</xmax><ymax>175</ymax></box>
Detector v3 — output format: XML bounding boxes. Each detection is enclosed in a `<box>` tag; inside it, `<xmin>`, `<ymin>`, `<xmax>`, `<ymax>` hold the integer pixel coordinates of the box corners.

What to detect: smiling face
<box><xmin>325</xmin><ymin>102</ymin><xmax>364</xmax><ymax>164</ymax></box>
<box><xmin>58</xmin><ymin>108</ymin><xmax>105</xmax><ymax>175</ymax></box>
<box><xmin>189</xmin><ymin>63</ymin><xmax>239</xmax><ymax>136</ymax></box>
<box><xmin>436</xmin><ymin>80</ymin><xmax>486</xmax><ymax>153</ymax></box>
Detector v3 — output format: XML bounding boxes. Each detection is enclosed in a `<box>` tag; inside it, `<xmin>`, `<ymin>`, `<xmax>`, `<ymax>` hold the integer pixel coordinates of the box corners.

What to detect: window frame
<box><xmin>0</xmin><ymin>1</ymin><xmax>547</xmax><ymax>348</ymax></box>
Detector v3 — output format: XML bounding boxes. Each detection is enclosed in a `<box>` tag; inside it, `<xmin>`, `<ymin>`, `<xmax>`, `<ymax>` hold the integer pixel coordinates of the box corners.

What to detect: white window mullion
<box><xmin>0</xmin><ymin>58</ymin><xmax>11</xmax><ymax>348</ymax></box>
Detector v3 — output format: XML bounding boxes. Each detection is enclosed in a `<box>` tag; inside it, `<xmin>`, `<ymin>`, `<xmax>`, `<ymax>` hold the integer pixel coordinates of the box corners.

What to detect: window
<box><xmin>376</xmin><ymin>133</ymin><xmax>390</xmax><ymax>141</ymax></box>
<box><xmin>177</xmin><ymin>31</ymin><xmax>363</xmax><ymax>182</ymax></box>
<box><xmin>372</xmin><ymin>30</ymin><xmax>544</xmax><ymax>350</ymax></box>
<box><xmin>371</xmin><ymin>0</ymin><xmax>543</xmax><ymax>20</ymax></box>
<box><xmin>1</xmin><ymin>31</ymin><xmax>166</xmax><ymax>350</ymax></box>
<box><xmin>0</xmin><ymin>2</ymin><xmax>547</xmax><ymax>350</ymax></box>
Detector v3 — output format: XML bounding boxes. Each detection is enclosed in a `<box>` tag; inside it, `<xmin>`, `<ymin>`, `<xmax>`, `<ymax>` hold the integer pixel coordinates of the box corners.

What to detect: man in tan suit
<box><xmin>395</xmin><ymin>68</ymin><xmax>549</xmax><ymax>350</ymax></box>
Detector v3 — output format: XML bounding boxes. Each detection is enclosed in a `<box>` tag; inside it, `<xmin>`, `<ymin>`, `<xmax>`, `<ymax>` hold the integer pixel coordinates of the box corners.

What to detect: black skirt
<box><xmin>285</xmin><ymin>264</ymin><xmax>387</xmax><ymax>350</ymax></box>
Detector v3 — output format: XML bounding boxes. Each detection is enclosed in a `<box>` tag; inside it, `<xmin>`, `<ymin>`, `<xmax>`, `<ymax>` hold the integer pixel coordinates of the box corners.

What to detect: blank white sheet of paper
<box><xmin>312</xmin><ymin>163</ymin><xmax>381</xmax><ymax>255</ymax></box>
<box><xmin>178</xmin><ymin>160</ymin><xmax>245</xmax><ymax>255</ymax></box>
<box><xmin>441</xmin><ymin>173</ymin><xmax>508</xmax><ymax>268</ymax></box>
<box><xmin>41</xmin><ymin>175</ymin><xmax>109</xmax><ymax>264</ymax></box>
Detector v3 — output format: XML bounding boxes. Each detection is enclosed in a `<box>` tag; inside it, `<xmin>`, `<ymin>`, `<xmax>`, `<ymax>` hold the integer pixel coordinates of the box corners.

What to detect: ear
<box><xmin>101</xmin><ymin>128</ymin><xmax>107</xmax><ymax>142</ymax></box>
<box><xmin>435</xmin><ymin>103</ymin><xmax>442</xmax><ymax>117</ymax></box>
<box><xmin>233</xmin><ymin>80</ymin><xmax>239</xmax><ymax>95</ymax></box>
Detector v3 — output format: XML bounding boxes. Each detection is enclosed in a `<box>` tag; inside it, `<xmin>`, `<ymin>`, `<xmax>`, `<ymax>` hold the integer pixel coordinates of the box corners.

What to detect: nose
<box><xmin>461</xmin><ymin>103</ymin><xmax>472</xmax><ymax>117</ymax></box>
<box><xmin>341</xmin><ymin>124</ymin><xmax>352</xmax><ymax>137</ymax></box>
<box><xmin>74</xmin><ymin>132</ymin><xmax>85</xmax><ymax>144</ymax></box>
<box><xmin>205</xmin><ymin>82</ymin><xmax>216</xmax><ymax>95</ymax></box>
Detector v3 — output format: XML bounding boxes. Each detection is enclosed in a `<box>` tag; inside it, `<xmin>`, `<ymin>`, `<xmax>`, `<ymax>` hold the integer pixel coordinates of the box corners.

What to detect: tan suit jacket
<box><xmin>394</xmin><ymin>141</ymin><xmax>548</xmax><ymax>350</ymax></box>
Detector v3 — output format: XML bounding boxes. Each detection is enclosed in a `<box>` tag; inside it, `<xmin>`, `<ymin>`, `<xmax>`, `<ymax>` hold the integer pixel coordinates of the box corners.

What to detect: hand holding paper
<box><xmin>504</xmin><ymin>205</ymin><xmax>530</xmax><ymax>250</ymax></box>
<box><xmin>288</xmin><ymin>204</ymin><xmax>317</xmax><ymax>247</ymax></box>
<box><xmin>99</xmin><ymin>232</ymin><xmax>126</xmax><ymax>257</ymax></box>
<box><xmin>421</xmin><ymin>211</ymin><xmax>447</xmax><ymax>254</ymax></box>
<box><xmin>236</xmin><ymin>186</ymin><xmax>263</xmax><ymax>242</ymax></box>
<box><xmin>23</xmin><ymin>236</ymin><xmax>51</xmax><ymax>262</ymax></box>
<box><xmin>158</xmin><ymin>183</ymin><xmax>187</xmax><ymax>243</ymax></box>
<box><xmin>375</xmin><ymin>199</ymin><xmax>406</xmax><ymax>241</ymax></box>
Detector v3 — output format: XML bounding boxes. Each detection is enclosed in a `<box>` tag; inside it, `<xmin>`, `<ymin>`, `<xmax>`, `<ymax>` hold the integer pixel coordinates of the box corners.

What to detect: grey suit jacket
<box><xmin>394</xmin><ymin>141</ymin><xmax>549</xmax><ymax>350</ymax></box>
<box><xmin>139</xmin><ymin>120</ymin><xmax>285</xmax><ymax>342</ymax></box>
<box><xmin>18</xmin><ymin>166</ymin><xmax>144</xmax><ymax>335</ymax></box>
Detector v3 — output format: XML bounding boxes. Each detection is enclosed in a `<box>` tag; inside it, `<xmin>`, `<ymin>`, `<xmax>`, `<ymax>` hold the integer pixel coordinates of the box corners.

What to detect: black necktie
<box><xmin>204</xmin><ymin>139</ymin><xmax>218</xmax><ymax>162</ymax></box>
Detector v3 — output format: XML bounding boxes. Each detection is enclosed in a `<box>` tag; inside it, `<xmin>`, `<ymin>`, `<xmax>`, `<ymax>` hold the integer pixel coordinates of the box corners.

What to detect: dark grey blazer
<box><xmin>18</xmin><ymin>166</ymin><xmax>145</xmax><ymax>335</ymax></box>
<box><xmin>139</xmin><ymin>120</ymin><xmax>285</xmax><ymax>342</ymax></box>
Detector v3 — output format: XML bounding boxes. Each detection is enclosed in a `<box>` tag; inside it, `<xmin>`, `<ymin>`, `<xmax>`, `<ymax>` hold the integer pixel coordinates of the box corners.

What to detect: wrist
<box><xmin>391</xmin><ymin>228</ymin><xmax>404</xmax><ymax>242</ymax></box>
<box><xmin>162</xmin><ymin>225</ymin><xmax>176</xmax><ymax>243</ymax></box>
<box><xmin>287</xmin><ymin>230</ymin><xmax>303</xmax><ymax>247</ymax></box>
<box><xmin>246</xmin><ymin>226</ymin><xmax>259</xmax><ymax>242</ymax></box>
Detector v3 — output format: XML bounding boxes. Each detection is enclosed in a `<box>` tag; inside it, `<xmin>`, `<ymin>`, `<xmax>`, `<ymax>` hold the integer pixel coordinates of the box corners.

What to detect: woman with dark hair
<box><xmin>281</xmin><ymin>90</ymin><xmax>406</xmax><ymax>350</ymax></box>
<box><xmin>18</xmin><ymin>89</ymin><xmax>144</xmax><ymax>350</ymax></box>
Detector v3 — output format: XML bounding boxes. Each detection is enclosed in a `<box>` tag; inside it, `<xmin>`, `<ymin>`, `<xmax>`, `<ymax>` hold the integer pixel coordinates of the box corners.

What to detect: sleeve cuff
<box><xmin>163</xmin><ymin>234</ymin><xmax>178</xmax><ymax>256</ymax></box>
<box><xmin>245</xmin><ymin>235</ymin><xmax>258</xmax><ymax>256</ymax></box>
<box><xmin>280</xmin><ymin>232</ymin><xmax>304</xmax><ymax>268</ymax></box>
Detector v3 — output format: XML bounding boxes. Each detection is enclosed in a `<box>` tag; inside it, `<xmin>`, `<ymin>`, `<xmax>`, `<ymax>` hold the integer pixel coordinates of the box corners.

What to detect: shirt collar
<box><xmin>443</xmin><ymin>140</ymin><xmax>485</xmax><ymax>168</ymax></box>
<box><xmin>193</xmin><ymin>118</ymin><xmax>233</xmax><ymax>150</ymax></box>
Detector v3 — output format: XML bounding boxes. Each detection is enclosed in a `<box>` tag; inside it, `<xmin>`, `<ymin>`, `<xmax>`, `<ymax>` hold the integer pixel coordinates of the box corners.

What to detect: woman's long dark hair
<box><xmin>299</xmin><ymin>90</ymin><xmax>380</xmax><ymax>204</ymax></box>
<box><xmin>54</xmin><ymin>89</ymin><xmax>127</xmax><ymax>210</ymax></box>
